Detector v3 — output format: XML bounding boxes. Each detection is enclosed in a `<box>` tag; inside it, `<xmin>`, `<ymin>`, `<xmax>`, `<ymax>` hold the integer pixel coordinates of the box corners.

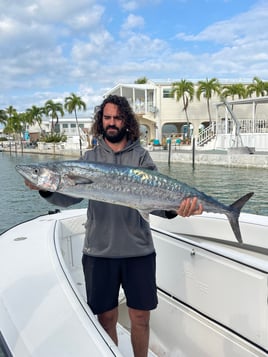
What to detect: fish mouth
<box><xmin>15</xmin><ymin>164</ymin><xmax>37</xmax><ymax>184</ymax></box>
<box><xmin>15</xmin><ymin>165</ymin><xmax>27</xmax><ymax>178</ymax></box>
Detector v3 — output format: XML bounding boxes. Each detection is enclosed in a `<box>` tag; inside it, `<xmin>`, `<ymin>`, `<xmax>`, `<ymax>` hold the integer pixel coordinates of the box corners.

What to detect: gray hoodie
<box><xmin>40</xmin><ymin>138</ymin><xmax>175</xmax><ymax>258</ymax></box>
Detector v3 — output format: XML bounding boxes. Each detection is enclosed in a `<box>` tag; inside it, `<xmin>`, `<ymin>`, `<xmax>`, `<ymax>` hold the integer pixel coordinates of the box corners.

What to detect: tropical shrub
<box><xmin>40</xmin><ymin>133</ymin><xmax>67</xmax><ymax>143</ymax></box>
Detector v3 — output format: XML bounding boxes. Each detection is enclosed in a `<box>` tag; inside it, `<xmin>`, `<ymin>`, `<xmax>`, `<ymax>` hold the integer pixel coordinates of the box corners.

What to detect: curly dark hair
<box><xmin>91</xmin><ymin>95</ymin><xmax>140</xmax><ymax>142</ymax></box>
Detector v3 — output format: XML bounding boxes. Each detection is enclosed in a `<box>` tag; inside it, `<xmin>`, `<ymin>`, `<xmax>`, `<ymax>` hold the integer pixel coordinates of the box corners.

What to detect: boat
<box><xmin>0</xmin><ymin>209</ymin><xmax>268</xmax><ymax>357</ymax></box>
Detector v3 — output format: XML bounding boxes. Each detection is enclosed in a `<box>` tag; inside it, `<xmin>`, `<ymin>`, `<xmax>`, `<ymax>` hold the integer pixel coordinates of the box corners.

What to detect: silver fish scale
<box><xmin>85</xmin><ymin>168</ymin><xmax>185</xmax><ymax>210</ymax></box>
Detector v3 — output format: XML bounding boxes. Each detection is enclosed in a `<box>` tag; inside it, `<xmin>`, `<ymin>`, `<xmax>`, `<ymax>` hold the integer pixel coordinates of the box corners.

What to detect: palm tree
<box><xmin>44</xmin><ymin>100</ymin><xmax>64</xmax><ymax>133</ymax></box>
<box><xmin>196</xmin><ymin>78</ymin><xmax>221</xmax><ymax>124</ymax></box>
<box><xmin>5</xmin><ymin>105</ymin><xmax>17</xmax><ymax>119</ymax></box>
<box><xmin>26</xmin><ymin>105</ymin><xmax>44</xmax><ymax>132</ymax></box>
<box><xmin>221</xmin><ymin>83</ymin><xmax>248</xmax><ymax>110</ymax></box>
<box><xmin>264</xmin><ymin>81</ymin><xmax>268</xmax><ymax>95</ymax></box>
<box><xmin>171</xmin><ymin>79</ymin><xmax>194</xmax><ymax>138</ymax></box>
<box><xmin>221</xmin><ymin>83</ymin><xmax>248</xmax><ymax>100</ymax></box>
<box><xmin>64</xmin><ymin>93</ymin><xmax>87</xmax><ymax>157</ymax></box>
<box><xmin>0</xmin><ymin>109</ymin><xmax>8</xmax><ymax>126</ymax></box>
<box><xmin>247</xmin><ymin>76</ymin><xmax>268</xmax><ymax>97</ymax></box>
<box><xmin>134</xmin><ymin>77</ymin><xmax>148</xmax><ymax>84</ymax></box>
<box><xmin>2</xmin><ymin>106</ymin><xmax>18</xmax><ymax>140</ymax></box>
<box><xmin>3</xmin><ymin>111</ymin><xmax>25</xmax><ymax>141</ymax></box>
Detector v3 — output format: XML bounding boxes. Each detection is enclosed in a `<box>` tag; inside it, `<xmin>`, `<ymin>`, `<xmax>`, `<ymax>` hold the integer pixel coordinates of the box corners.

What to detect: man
<box><xmin>26</xmin><ymin>95</ymin><xmax>202</xmax><ymax>357</ymax></box>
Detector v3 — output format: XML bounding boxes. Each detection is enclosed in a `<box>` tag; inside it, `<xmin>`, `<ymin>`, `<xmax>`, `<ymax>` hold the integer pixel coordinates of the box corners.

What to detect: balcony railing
<box><xmin>197</xmin><ymin>123</ymin><xmax>216</xmax><ymax>146</ymax></box>
<box><xmin>217</xmin><ymin>119</ymin><xmax>268</xmax><ymax>134</ymax></box>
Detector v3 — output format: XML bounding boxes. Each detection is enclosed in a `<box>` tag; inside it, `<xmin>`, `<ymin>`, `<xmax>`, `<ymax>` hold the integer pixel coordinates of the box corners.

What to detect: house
<box><xmin>26</xmin><ymin>116</ymin><xmax>94</xmax><ymax>149</ymax></box>
<box><xmin>103</xmin><ymin>80</ymin><xmax>268</xmax><ymax>151</ymax></box>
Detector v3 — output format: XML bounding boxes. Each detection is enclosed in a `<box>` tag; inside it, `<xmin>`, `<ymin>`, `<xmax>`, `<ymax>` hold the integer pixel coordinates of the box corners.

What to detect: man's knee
<box><xmin>128</xmin><ymin>308</ymin><xmax>150</xmax><ymax>327</ymax></box>
<box><xmin>98</xmin><ymin>308</ymin><xmax>118</xmax><ymax>330</ymax></box>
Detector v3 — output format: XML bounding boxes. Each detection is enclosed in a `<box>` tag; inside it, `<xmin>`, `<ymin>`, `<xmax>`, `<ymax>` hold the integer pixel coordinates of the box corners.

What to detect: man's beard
<box><xmin>103</xmin><ymin>126</ymin><xmax>127</xmax><ymax>143</ymax></box>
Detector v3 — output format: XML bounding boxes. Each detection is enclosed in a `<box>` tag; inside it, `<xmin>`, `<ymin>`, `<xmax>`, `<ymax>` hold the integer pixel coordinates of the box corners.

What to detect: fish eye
<box><xmin>33</xmin><ymin>168</ymin><xmax>39</xmax><ymax>174</ymax></box>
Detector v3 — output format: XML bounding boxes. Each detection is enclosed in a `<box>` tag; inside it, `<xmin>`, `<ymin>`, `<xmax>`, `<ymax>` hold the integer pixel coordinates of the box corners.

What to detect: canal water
<box><xmin>0</xmin><ymin>151</ymin><xmax>267</xmax><ymax>234</ymax></box>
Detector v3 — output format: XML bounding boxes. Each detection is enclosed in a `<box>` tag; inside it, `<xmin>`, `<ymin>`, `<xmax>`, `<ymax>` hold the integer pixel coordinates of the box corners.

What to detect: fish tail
<box><xmin>226</xmin><ymin>192</ymin><xmax>254</xmax><ymax>243</ymax></box>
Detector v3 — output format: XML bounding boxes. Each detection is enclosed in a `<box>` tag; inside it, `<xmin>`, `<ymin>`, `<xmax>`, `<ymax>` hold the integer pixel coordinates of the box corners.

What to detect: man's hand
<box><xmin>176</xmin><ymin>197</ymin><xmax>203</xmax><ymax>217</ymax></box>
<box><xmin>25</xmin><ymin>179</ymin><xmax>39</xmax><ymax>191</ymax></box>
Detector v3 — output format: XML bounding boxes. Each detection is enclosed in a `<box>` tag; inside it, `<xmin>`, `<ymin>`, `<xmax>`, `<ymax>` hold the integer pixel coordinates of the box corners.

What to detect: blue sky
<box><xmin>0</xmin><ymin>0</ymin><xmax>267</xmax><ymax>115</ymax></box>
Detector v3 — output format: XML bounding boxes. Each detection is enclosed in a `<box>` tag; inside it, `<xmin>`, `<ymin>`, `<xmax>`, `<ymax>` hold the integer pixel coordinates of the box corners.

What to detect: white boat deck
<box><xmin>1</xmin><ymin>209</ymin><xmax>268</xmax><ymax>356</ymax></box>
<box><xmin>57</xmin><ymin>209</ymin><xmax>268</xmax><ymax>356</ymax></box>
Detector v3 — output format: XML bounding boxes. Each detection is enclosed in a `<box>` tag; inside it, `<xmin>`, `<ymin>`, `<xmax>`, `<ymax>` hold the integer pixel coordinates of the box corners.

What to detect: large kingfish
<box><xmin>16</xmin><ymin>160</ymin><xmax>254</xmax><ymax>243</ymax></box>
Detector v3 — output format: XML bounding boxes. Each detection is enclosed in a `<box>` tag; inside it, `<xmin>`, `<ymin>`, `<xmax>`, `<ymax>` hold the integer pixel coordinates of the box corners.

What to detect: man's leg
<box><xmin>98</xmin><ymin>307</ymin><xmax>119</xmax><ymax>345</ymax></box>
<box><xmin>129</xmin><ymin>308</ymin><xmax>150</xmax><ymax>357</ymax></box>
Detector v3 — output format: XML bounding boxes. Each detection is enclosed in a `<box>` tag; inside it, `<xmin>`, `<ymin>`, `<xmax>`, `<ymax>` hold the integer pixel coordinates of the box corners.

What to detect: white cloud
<box><xmin>119</xmin><ymin>0</ymin><xmax>161</xmax><ymax>12</ymax></box>
<box><xmin>176</xmin><ymin>1</ymin><xmax>268</xmax><ymax>46</ymax></box>
<box><xmin>71</xmin><ymin>30</ymin><xmax>114</xmax><ymax>60</ymax></box>
<box><xmin>37</xmin><ymin>0</ymin><xmax>95</xmax><ymax>22</ymax></box>
<box><xmin>64</xmin><ymin>6</ymin><xmax>105</xmax><ymax>31</ymax></box>
<box><xmin>119</xmin><ymin>0</ymin><xmax>139</xmax><ymax>11</ymax></box>
<box><xmin>121</xmin><ymin>14</ymin><xmax>145</xmax><ymax>33</ymax></box>
<box><xmin>119</xmin><ymin>34</ymin><xmax>168</xmax><ymax>60</ymax></box>
<box><xmin>1</xmin><ymin>0</ymin><xmax>268</xmax><ymax>112</ymax></box>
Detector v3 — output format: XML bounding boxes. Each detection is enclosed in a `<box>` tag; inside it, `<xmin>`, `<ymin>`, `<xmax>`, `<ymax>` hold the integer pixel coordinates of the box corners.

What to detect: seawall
<box><xmin>2</xmin><ymin>145</ymin><xmax>268</xmax><ymax>169</ymax></box>
<box><xmin>149</xmin><ymin>149</ymin><xmax>268</xmax><ymax>169</ymax></box>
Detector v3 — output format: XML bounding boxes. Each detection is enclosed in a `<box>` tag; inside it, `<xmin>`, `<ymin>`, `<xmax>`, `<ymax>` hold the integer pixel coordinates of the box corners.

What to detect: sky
<box><xmin>1</xmin><ymin>0</ymin><xmax>268</xmax><ymax>115</ymax></box>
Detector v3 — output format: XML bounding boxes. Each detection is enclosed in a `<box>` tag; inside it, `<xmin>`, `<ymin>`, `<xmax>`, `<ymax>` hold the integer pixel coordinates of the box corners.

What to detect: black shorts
<box><xmin>82</xmin><ymin>253</ymin><xmax>158</xmax><ymax>315</ymax></box>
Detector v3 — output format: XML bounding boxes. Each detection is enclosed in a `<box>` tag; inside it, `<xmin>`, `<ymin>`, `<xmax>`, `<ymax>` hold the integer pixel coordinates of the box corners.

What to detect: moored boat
<box><xmin>0</xmin><ymin>209</ymin><xmax>268</xmax><ymax>356</ymax></box>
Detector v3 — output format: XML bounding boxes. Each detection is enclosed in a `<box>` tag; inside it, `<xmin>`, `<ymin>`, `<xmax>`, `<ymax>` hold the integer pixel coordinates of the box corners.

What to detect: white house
<box><xmin>26</xmin><ymin>115</ymin><xmax>94</xmax><ymax>150</ymax></box>
<box><xmin>103</xmin><ymin>80</ymin><xmax>268</xmax><ymax>151</ymax></box>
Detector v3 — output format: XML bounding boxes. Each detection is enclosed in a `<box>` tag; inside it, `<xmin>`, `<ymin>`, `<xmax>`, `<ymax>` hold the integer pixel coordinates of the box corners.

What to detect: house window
<box><xmin>163</xmin><ymin>89</ymin><xmax>173</xmax><ymax>98</ymax></box>
<box><xmin>70</xmin><ymin>124</ymin><xmax>76</xmax><ymax>128</ymax></box>
<box><xmin>62</xmin><ymin>124</ymin><xmax>68</xmax><ymax>129</ymax></box>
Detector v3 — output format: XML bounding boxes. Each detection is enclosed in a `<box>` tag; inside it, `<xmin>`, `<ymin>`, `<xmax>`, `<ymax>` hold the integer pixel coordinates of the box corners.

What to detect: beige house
<box><xmin>104</xmin><ymin>80</ymin><xmax>222</xmax><ymax>145</ymax></box>
<box><xmin>104</xmin><ymin>80</ymin><xmax>268</xmax><ymax>151</ymax></box>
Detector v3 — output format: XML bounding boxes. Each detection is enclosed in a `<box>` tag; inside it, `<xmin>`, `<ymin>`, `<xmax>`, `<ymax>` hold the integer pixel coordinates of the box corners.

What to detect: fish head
<box><xmin>16</xmin><ymin>164</ymin><xmax>61</xmax><ymax>191</ymax></box>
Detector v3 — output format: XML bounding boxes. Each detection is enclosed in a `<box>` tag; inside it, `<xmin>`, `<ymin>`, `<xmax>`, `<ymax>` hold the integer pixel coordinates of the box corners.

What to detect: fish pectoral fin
<box><xmin>67</xmin><ymin>174</ymin><xmax>94</xmax><ymax>185</ymax></box>
<box><xmin>138</xmin><ymin>210</ymin><xmax>150</xmax><ymax>222</ymax></box>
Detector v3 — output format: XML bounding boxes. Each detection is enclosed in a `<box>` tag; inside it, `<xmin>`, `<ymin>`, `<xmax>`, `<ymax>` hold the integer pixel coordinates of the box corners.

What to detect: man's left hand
<box><xmin>177</xmin><ymin>197</ymin><xmax>203</xmax><ymax>217</ymax></box>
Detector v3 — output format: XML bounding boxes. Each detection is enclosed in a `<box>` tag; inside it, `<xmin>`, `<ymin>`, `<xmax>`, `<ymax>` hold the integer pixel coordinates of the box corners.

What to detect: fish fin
<box><xmin>230</xmin><ymin>192</ymin><xmax>254</xmax><ymax>212</ymax></box>
<box><xmin>67</xmin><ymin>174</ymin><xmax>94</xmax><ymax>185</ymax></box>
<box><xmin>138</xmin><ymin>210</ymin><xmax>150</xmax><ymax>222</ymax></box>
<box><xmin>227</xmin><ymin>192</ymin><xmax>254</xmax><ymax>243</ymax></box>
